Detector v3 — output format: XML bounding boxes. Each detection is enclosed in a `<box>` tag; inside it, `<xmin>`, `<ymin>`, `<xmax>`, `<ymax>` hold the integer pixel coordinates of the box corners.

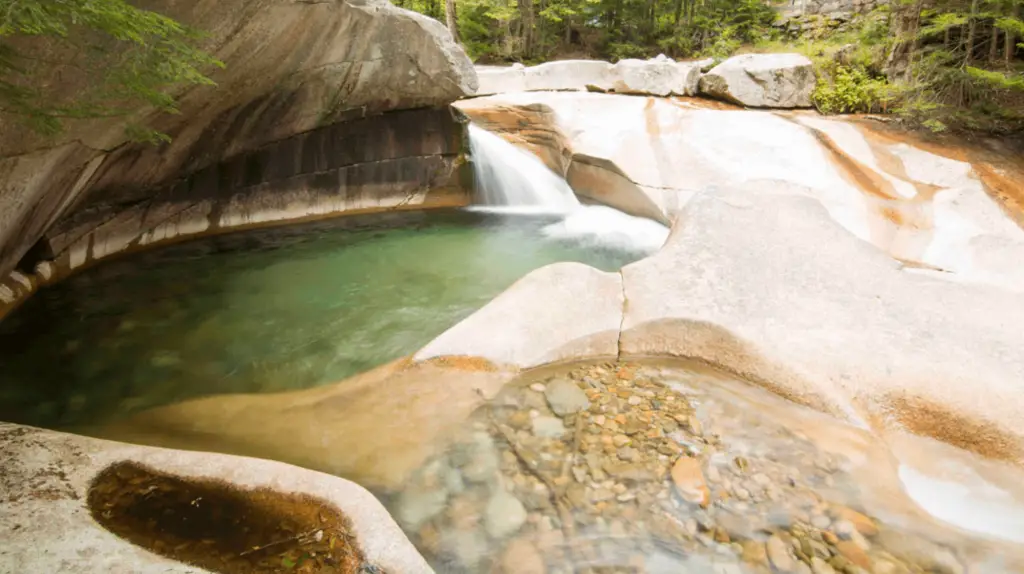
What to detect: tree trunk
<box><xmin>965</xmin><ymin>0</ymin><xmax>979</xmax><ymax>66</ymax></box>
<box><xmin>1008</xmin><ymin>0</ymin><xmax>1020</xmax><ymax>65</ymax></box>
<box><xmin>989</xmin><ymin>23</ymin><xmax>999</xmax><ymax>62</ymax></box>
<box><xmin>674</xmin><ymin>0</ymin><xmax>684</xmax><ymax>26</ymax></box>
<box><xmin>445</xmin><ymin>0</ymin><xmax>460</xmax><ymax>43</ymax></box>
<box><xmin>518</xmin><ymin>0</ymin><xmax>534</xmax><ymax>58</ymax></box>
<box><xmin>885</xmin><ymin>0</ymin><xmax>923</xmax><ymax>80</ymax></box>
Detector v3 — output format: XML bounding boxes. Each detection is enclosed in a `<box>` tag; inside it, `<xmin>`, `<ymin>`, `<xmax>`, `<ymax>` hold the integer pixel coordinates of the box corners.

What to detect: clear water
<box><xmin>0</xmin><ymin>209</ymin><xmax>648</xmax><ymax>429</ymax></box>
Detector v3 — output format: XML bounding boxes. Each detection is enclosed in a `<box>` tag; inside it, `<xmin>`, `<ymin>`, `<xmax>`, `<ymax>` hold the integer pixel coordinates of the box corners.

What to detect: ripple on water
<box><xmin>0</xmin><ymin>209</ymin><xmax>652</xmax><ymax>429</ymax></box>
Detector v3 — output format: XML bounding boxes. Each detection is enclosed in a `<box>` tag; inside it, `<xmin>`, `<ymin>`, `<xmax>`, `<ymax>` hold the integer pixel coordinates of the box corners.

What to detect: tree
<box><xmin>0</xmin><ymin>0</ymin><xmax>222</xmax><ymax>140</ymax></box>
<box><xmin>446</xmin><ymin>0</ymin><xmax>462</xmax><ymax>42</ymax></box>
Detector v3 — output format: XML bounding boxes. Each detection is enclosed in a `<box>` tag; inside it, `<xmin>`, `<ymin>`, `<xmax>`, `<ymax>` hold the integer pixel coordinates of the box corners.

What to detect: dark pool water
<box><xmin>0</xmin><ymin>209</ymin><xmax>646</xmax><ymax>429</ymax></box>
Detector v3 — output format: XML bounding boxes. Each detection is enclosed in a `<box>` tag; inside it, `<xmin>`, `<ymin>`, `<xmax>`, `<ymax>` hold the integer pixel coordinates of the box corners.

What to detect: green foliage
<box><xmin>400</xmin><ymin>0</ymin><xmax>775</xmax><ymax>62</ymax></box>
<box><xmin>813</xmin><ymin>65</ymin><xmax>893</xmax><ymax>113</ymax></box>
<box><xmin>0</xmin><ymin>0</ymin><xmax>223</xmax><ymax>139</ymax></box>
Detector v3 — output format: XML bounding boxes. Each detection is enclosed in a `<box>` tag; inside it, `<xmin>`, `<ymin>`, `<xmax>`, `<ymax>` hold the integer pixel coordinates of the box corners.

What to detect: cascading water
<box><xmin>467</xmin><ymin>123</ymin><xmax>669</xmax><ymax>255</ymax></box>
<box><xmin>468</xmin><ymin>124</ymin><xmax>580</xmax><ymax>213</ymax></box>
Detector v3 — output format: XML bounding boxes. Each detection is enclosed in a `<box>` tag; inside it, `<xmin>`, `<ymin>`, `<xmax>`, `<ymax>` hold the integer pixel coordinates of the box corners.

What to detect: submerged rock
<box><xmin>485</xmin><ymin>489</ymin><xmax>528</xmax><ymax>539</ymax></box>
<box><xmin>543</xmin><ymin>378</ymin><xmax>590</xmax><ymax>416</ymax></box>
<box><xmin>671</xmin><ymin>456</ymin><xmax>711</xmax><ymax>507</ymax></box>
<box><xmin>699</xmin><ymin>53</ymin><xmax>816</xmax><ymax>107</ymax></box>
<box><xmin>532</xmin><ymin>416</ymin><xmax>567</xmax><ymax>438</ymax></box>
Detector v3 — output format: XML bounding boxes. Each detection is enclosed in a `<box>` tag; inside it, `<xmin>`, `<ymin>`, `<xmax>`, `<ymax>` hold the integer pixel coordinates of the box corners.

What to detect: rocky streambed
<box><xmin>389</xmin><ymin>360</ymin><xmax>1024</xmax><ymax>574</ymax></box>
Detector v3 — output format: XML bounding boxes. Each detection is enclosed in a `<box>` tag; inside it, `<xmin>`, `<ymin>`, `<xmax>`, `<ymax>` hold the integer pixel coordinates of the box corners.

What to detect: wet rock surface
<box><xmin>388</xmin><ymin>360</ymin><xmax>1024</xmax><ymax>574</ymax></box>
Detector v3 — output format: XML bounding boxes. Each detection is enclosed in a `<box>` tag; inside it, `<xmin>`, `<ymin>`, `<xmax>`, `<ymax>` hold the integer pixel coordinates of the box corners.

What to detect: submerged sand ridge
<box><xmin>78</xmin><ymin>358</ymin><xmax>1024</xmax><ymax>573</ymax></box>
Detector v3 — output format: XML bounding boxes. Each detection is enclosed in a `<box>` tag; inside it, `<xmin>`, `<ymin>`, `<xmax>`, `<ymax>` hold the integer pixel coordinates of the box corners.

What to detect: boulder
<box><xmin>525</xmin><ymin>60</ymin><xmax>617</xmax><ymax>92</ymax></box>
<box><xmin>473</xmin><ymin>57</ymin><xmax>702</xmax><ymax>97</ymax></box>
<box><xmin>699</xmin><ymin>53</ymin><xmax>816</xmax><ymax>108</ymax></box>
<box><xmin>475</xmin><ymin>60</ymin><xmax>615</xmax><ymax>95</ymax></box>
<box><xmin>612</xmin><ymin>59</ymin><xmax>702</xmax><ymax>96</ymax></box>
<box><xmin>0</xmin><ymin>422</ymin><xmax>431</xmax><ymax>573</ymax></box>
<box><xmin>0</xmin><ymin>0</ymin><xmax>477</xmax><ymax>284</ymax></box>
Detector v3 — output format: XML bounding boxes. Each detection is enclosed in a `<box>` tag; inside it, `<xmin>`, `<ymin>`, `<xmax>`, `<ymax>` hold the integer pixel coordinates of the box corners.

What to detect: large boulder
<box><xmin>612</xmin><ymin>58</ymin><xmax>703</xmax><ymax>96</ymax></box>
<box><xmin>698</xmin><ymin>53</ymin><xmax>816</xmax><ymax>108</ymax></box>
<box><xmin>0</xmin><ymin>422</ymin><xmax>431</xmax><ymax>573</ymax></box>
<box><xmin>473</xmin><ymin>57</ymin><xmax>705</xmax><ymax>97</ymax></box>
<box><xmin>476</xmin><ymin>60</ymin><xmax>616</xmax><ymax>95</ymax></box>
<box><xmin>0</xmin><ymin>0</ymin><xmax>477</xmax><ymax>291</ymax></box>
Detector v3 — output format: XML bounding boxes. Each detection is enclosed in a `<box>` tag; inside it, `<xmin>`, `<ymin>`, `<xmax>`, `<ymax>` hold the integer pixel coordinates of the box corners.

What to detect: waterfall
<box><xmin>467</xmin><ymin>124</ymin><xmax>670</xmax><ymax>255</ymax></box>
<box><xmin>467</xmin><ymin>124</ymin><xmax>580</xmax><ymax>213</ymax></box>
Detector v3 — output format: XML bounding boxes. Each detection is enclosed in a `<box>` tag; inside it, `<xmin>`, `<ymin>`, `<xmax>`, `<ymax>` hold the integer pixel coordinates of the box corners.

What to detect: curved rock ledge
<box><xmin>455</xmin><ymin>92</ymin><xmax>1024</xmax><ymax>293</ymax></box>
<box><xmin>0</xmin><ymin>422</ymin><xmax>431</xmax><ymax>573</ymax></box>
<box><xmin>0</xmin><ymin>0</ymin><xmax>477</xmax><ymax>293</ymax></box>
<box><xmin>0</xmin><ymin>107</ymin><xmax>472</xmax><ymax>320</ymax></box>
<box><xmin>408</xmin><ymin>189</ymin><xmax>1024</xmax><ymax>463</ymax></box>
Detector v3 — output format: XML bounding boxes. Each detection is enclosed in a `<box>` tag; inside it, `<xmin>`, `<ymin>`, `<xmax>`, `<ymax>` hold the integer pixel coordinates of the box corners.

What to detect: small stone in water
<box><xmin>670</xmin><ymin>457</ymin><xmax>710</xmax><ymax>507</ymax></box>
<box><xmin>544</xmin><ymin>378</ymin><xmax>590</xmax><ymax>416</ymax></box>
<box><xmin>810</xmin><ymin>557</ymin><xmax>836</xmax><ymax>574</ymax></box>
<box><xmin>500</xmin><ymin>539</ymin><xmax>546</xmax><ymax>574</ymax></box>
<box><xmin>485</xmin><ymin>489</ymin><xmax>528</xmax><ymax>539</ymax></box>
<box><xmin>627</xmin><ymin>396</ymin><xmax>643</xmax><ymax>406</ymax></box>
<box><xmin>617</xmin><ymin>447</ymin><xmax>639</xmax><ymax>461</ymax></box>
<box><xmin>811</xmin><ymin>514</ymin><xmax>831</xmax><ymax>530</ymax></box>
<box><xmin>529</xmin><ymin>383</ymin><xmax>546</xmax><ymax>392</ymax></box>
<box><xmin>532</xmin><ymin>416</ymin><xmax>566</xmax><ymax>438</ymax></box>
<box><xmin>612</xmin><ymin>434</ymin><xmax>631</xmax><ymax>447</ymax></box>
<box><xmin>766</xmin><ymin>534</ymin><xmax>795</xmax><ymax>572</ymax></box>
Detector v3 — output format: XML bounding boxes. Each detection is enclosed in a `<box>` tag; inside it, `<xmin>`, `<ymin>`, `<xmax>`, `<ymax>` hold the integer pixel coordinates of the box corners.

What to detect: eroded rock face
<box><xmin>0</xmin><ymin>108</ymin><xmax>472</xmax><ymax>319</ymax></box>
<box><xmin>395</xmin><ymin>188</ymin><xmax>1024</xmax><ymax>463</ymax></box>
<box><xmin>0</xmin><ymin>0</ymin><xmax>477</xmax><ymax>288</ymax></box>
<box><xmin>698</xmin><ymin>53</ymin><xmax>816</xmax><ymax>108</ymax></box>
<box><xmin>455</xmin><ymin>92</ymin><xmax>1024</xmax><ymax>292</ymax></box>
<box><xmin>0</xmin><ymin>422</ymin><xmax>431</xmax><ymax>573</ymax></box>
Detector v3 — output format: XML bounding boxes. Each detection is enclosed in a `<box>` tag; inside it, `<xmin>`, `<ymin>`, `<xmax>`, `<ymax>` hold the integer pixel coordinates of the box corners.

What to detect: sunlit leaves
<box><xmin>0</xmin><ymin>0</ymin><xmax>223</xmax><ymax>139</ymax></box>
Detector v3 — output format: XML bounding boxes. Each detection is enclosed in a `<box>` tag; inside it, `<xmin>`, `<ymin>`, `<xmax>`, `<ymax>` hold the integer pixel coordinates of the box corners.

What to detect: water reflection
<box><xmin>0</xmin><ymin>210</ymin><xmax>645</xmax><ymax>429</ymax></box>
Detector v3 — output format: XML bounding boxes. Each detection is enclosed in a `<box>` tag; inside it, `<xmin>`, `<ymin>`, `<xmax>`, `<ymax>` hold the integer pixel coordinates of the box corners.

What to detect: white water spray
<box><xmin>467</xmin><ymin>124</ymin><xmax>669</xmax><ymax>254</ymax></box>
<box><xmin>468</xmin><ymin>124</ymin><xmax>580</xmax><ymax>213</ymax></box>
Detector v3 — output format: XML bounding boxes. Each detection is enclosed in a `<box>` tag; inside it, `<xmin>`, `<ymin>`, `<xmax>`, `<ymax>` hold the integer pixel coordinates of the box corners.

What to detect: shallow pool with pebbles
<box><xmin>385</xmin><ymin>359</ymin><xmax>1024</xmax><ymax>574</ymax></box>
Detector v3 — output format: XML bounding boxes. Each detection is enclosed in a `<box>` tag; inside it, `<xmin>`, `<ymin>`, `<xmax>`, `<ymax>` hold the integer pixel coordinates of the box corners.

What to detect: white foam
<box><xmin>898</xmin><ymin>463</ymin><xmax>1024</xmax><ymax>543</ymax></box>
<box><xmin>541</xmin><ymin>205</ymin><xmax>669</xmax><ymax>255</ymax></box>
<box><xmin>468</xmin><ymin>124</ymin><xmax>669</xmax><ymax>257</ymax></box>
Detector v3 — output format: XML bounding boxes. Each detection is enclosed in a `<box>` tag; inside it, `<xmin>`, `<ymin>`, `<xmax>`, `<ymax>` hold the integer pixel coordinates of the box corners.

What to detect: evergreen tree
<box><xmin>1</xmin><ymin>0</ymin><xmax>222</xmax><ymax>140</ymax></box>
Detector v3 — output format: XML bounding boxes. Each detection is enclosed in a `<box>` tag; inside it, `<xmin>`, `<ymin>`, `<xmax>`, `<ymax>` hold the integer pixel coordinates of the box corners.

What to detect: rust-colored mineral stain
<box><xmin>422</xmin><ymin>355</ymin><xmax>502</xmax><ymax>372</ymax></box>
<box><xmin>886</xmin><ymin>395</ymin><xmax>1024</xmax><ymax>464</ymax></box>
<box><xmin>855</xmin><ymin>119</ymin><xmax>1024</xmax><ymax>230</ymax></box>
<box><xmin>803</xmin><ymin>124</ymin><xmax>898</xmax><ymax>201</ymax></box>
<box><xmin>666</xmin><ymin>96</ymin><xmax>741</xmax><ymax>112</ymax></box>
<box><xmin>87</xmin><ymin>461</ymin><xmax>369</xmax><ymax>574</ymax></box>
<box><xmin>643</xmin><ymin>97</ymin><xmax>661</xmax><ymax>137</ymax></box>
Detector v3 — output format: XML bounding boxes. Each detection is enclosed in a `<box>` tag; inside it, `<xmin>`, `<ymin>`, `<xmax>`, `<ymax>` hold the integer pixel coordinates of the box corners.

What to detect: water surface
<box><xmin>0</xmin><ymin>209</ymin><xmax>647</xmax><ymax>429</ymax></box>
